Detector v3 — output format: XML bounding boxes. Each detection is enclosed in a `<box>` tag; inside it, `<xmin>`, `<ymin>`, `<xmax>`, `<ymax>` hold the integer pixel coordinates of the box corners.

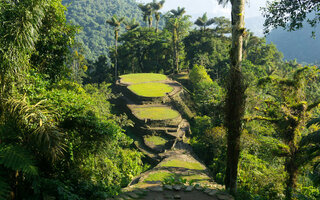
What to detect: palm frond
<box><xmin>0</xmin><ymin>0</ymin><xmax>48</xmax><ymax>74</ymax></box>
<box><xmin>4</xmin><ymin>97</ymin><xmax>65</xmax><ymax>161</ymax></box>
<box><xmin>307</xmin><ymin>117</ymin><xmax>320</xmax><ymax>127</ymax></box>
<box><xmin>194</xmin><ymin>18</ymin><xmax>205</xmax><ymax>27</ymax></box>
<box><xmin>205</xmin><ymin>18</ymin><xmax>215</xmax><ymax>26</ymax></box>
<box><xmin>297</xmin><ymin>144</ymin><xmax>320</xmax><ymax>167</ymax></box>
<box><xmin>0</xmin><ymin>175</ymin><xmax>10</xmax><ymax>200</ymax></box>
<box><xmin>299</xmin><ymin>130</ymin><xmax>320</xmax><ymax>147</ymax></box>
<box><xmin>217</xmin><ymin>0</ymin><xmax>229</xmax><ymax>7</ymax></box>
<box><xmin>124</xmin><ymin>19</ymin><xmax>140</xmax><ymax>31</ymax></box>
<box><xmin>170</xmin><ymin>7</ymin><xmax>186</xmax><ymax>18</ymax></box>
<box><xmin>106</xmin><ymin>15</ymin><xmax>124</xmax><ymax>28</ymax></box>
<box><xmin>0</xmin><ymin>144</ymin><xmax>38</xmax><ymax>176</ymax></box>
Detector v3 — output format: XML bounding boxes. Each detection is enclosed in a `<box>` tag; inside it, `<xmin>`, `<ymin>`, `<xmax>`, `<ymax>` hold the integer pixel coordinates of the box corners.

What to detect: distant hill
<box><xmin>62</xmin><ymin>0</ymin><xmax>144</xmax><ymax>60</ymax></box>
<box><xmin>266</xmin><ymin>23</ymin><xmax>320</xmax><ymax>64</ymax></box>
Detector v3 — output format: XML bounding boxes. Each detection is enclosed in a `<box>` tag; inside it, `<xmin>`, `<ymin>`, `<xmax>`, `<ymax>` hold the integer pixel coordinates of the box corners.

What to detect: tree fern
<box><xmin>0</xmin><ymin>144</ymin><xmax>38</xmax><ymax>176</ymax></box>
<box><xmin>0</xmin><ymin>174</ymin><xmax>10</xmax><ymax>200</ymax></box>
<box><xmin>4</xmin><ymin>96</ymin><xmax>65</xmax><ymax>161</ymax></box>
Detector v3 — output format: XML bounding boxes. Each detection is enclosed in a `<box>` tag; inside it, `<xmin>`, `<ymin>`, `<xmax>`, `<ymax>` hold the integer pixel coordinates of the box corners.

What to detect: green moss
<box><xmin>144</xmin><ymin>136</ymin><xmax>167</xmax><ymax>146</ymax></box>
<box><xmin>120</xmin><ymin>73</ymin><xmax>167</xmax><ymax>84</ymax></box>
<box><xmin>133</xmin><ymin>106</ymin><xmax>179</xmax><ymax>120</ymax></box>
<box><xmin>144</xmin><ymin>171</ymin><xmax>172</xmax><ymax>182</ymax></box>
<box><xmin>128</xmin><ymin>82</ymin><xmax>173</xmax><ymax>97</ymax></box>
<box><xmin>182</xmin><ymin>174</ymin><xmax>210</xmax><ymax>182</ymax></box>
<box><xmin>144</xmin><ymin>171</ymin><xmax>210</xmax><ymax>184</ymax></box>
<box><xmin>160</xmin><ymin>159</ymin><xmax>206</xmax><ymax>170</ymax></box>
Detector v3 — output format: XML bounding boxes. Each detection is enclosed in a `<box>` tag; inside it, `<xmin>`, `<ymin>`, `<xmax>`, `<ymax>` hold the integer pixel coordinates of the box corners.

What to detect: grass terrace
<box><xmin>128</xmin><ymin>82</ymin><xmax>173</xmax><ymax>97</ymax></box>
<box><xmin>120</xmin><ymin>73</ymin><xmax>168</xmax><ymax>84</ymax></box>
<box><xmin>143</xmin><ymin>171</ymin><xmax>210</xmax><ymax>184</ymax></box>
<box><xmin>144</xmin><ymin>135</ymin><xmax>167</xmax><ymax>146</ymax></box>
<box><xmin>160</xmin><ymin>159</ymin><xmax>206</xmax><ymax>170</ymax></box>
<box><xmin>144</xmin><ymin>171</ymin><xmax>172</xmax><ymax>182</ymax></box>
<box><xmin>133</xmin><ymin>106</ymin><xmax>180</xmax><ymax>120</ymax></box>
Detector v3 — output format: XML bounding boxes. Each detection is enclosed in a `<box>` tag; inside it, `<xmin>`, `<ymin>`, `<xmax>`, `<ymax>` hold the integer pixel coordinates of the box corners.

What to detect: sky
<box><xmin>137</xmin><ymin>0</ymin><xmax>268</xmax><ymax>36</ymax></box>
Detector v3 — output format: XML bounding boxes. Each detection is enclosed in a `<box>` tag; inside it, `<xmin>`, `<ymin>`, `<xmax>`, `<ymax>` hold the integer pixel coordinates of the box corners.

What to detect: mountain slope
<box><xmin>62</xmin><ymin>0</ymin><xmax>143</xmax><ymax>60</ymax></box>
<box><xmin>266</xmin><ymin>24</ymin><xmax>320</xmax><ymax>64</ymax></box>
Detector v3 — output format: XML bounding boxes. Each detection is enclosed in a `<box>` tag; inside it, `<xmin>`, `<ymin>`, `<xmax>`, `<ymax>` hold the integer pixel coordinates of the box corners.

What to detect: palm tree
<box><xmin>138</xmin><ymin>3</ymin><xmax>153</xmax><ymax>28</ymax></box>
<box><xmin>217</xmin><ymin>0</ymin><xmax>246</xmax><ymax>195</ymax></box>
<box><xmin>151</xmin><ymin>0</ymin><xmax>165</xmax><ymax>33</ymax></box>
<box><xmin>106</xmin><ymin>15</ymin><xmax>125</xmax><ymax>80</ymax></box>
<box><xmin>124</xmin><ymin>18</ymin><xmax>140</xmax><ymax>31</ymax></box>
<box><xmin>170</xmin><ymin>6</ymin><xmax>186</xmax><ymax>18</ymax></box>
<box><xmin>168</xmin><ymin>7</ymin><xmax>186</xmax><ymax>73</ymax></box>
<box><xmin>194</xmin><ymin>13</ymin><xmax>215</xmax><ymax>31</ymax></box>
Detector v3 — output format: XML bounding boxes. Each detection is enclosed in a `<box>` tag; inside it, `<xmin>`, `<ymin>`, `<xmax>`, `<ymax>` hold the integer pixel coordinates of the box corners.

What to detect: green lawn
<box><xmin>133</xmin><ymin>106</ymin><xmax>180</xmax><ymax>120</ymax></box>
<box><xmin>181</xmin><ymin>174</ymin><xmax>210</xmax><ymax>182</ymax></box>
<box><xmin>160</xmin><ymin>159</ymin><xmax>206</xmax><ymax>170</ymax></box>
<box><xmin>144</xmin><ymin>171</ymin><xmax>172</xmax><ymax>182</ymax></box>
<box><xmin>144</xmin><ymin>171</ymin><xmax>210</xmax><ymax>184</ymax></box>
<box><xmin>144</xmin><ymin>135</ymin><xmax>167</xmax><ymax>146</ymax></box>
<box><xmin>120</xmin><ymin>73</ymin><xmax>167</xmax><ymax>84</ymax></box>
<box><xmin>128</xmin><ymin>82</ymin><xmax>173</xmax><ymax>97</ymax></box>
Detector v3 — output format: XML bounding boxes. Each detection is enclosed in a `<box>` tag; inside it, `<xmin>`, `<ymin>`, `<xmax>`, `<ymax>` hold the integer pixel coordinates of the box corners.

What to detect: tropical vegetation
<box><xmin>1</xmin><ymin>0</ymin><xmax>320</xmax><ymax>199</ymax></box>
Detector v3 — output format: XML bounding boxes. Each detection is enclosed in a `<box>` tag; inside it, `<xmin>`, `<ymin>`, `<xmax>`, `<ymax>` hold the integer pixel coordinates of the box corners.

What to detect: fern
<box><xmin>0</xmin><ymin>144</ymin><xmax>38</xmax><ymax>176</ymax></box>
<box><xmin>0</xmin><ymin>175</ymin><xmax>10</xmax><ymax>200</ymax></box>
<box><xmin>4</xmin><ymin>97</ymin><xmax>65</xmax><ymax>161</ymax></box>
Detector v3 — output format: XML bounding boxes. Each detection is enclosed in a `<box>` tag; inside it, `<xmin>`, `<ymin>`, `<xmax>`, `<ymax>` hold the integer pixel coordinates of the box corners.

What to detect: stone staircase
<box><xmin>111</xmin><ymin>74</ymin><xmax>233</xmax><ymax>200</ymax></box>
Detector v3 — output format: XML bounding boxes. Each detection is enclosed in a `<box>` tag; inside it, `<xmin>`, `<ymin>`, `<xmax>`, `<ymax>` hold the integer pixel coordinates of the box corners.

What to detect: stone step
<box><xmin>134</xmin><ymin>140</ymin><xmax>161</xmax><ymax>164</ymax></box>
<box><xmin>143</xmin><ymin>135</ymin><xmax>175</xmax><ymax>154</ymax></box>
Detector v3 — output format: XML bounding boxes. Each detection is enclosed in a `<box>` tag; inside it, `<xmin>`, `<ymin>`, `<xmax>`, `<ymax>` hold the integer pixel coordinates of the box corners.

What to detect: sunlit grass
<box><xmin>182</xmin><ymin>174</ymin><xmax>210</xmax><ymax>182</ymax></box>
<box><xmin>144</xmin><ymin>171</ymin><xmax>172</xmax><ymax>182</ymax></box>
<box><xmin>120</xmin><ymin>73</ymin><xmax>167</xmax><ymax>84</ymax></box>
<box><xmin>160</xmin><ymin>159</ymin><xmax>206</xmax><ymax>170</ymax></box>
<box><xmin>128</xmin><ymin>82</ymin><xmax>173</xmax><ymax>97</ymax></box>
<box><xmin>133</xmin><ymin>106</ymin><xmax>179</xmax><ymax>120</ymax></box>
<box><xmin>144</xmin><ymin>135</ymin><xmax>167</xmax><ymax>146</ymax></box>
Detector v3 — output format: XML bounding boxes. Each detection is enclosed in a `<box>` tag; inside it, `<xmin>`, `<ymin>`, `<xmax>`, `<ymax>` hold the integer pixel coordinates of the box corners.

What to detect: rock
<box><xmin>204</xmin><ymin>188</ymin><xmax>211</xmax><ymax>194</ymax></box>
<box><xmin>164</xmin><ymin>184</ymin><xmax>173</xmax><ymax>190</ymax></box>
<box><xmin>149</xmin><ymin>186</ymin><xmax>163</xmax><ymax>192</ymax></box>
<box><xmin>185</xmin><ymin>185</ymin><xmax>194</xmax><ymax>192</ymax></box>
<box><xmin>173</xmin><ymin>195</ymin><xmax>181</xmax><ymax>199</ymax></box>
<box><xmin>173</xmin><ymin>185</ymin><xmax>182</xmax><ymax>191</ymax></box>
<box><xmin>208</xmin><ymin>189</ymin><xmax>219</xmax><ymax>196</ymax></box>
<box><xmin>163</xmin><ymin>193</ymin><xmax>173</xmax><ymax>199</ymax></box>
<box><xmin>152</xmin><ymin>198</ymin><xmax>165</xmax><ymax>200</ymax></box>
<box><xmin>195</xmin><ymin>184</ymin><xmax>203</xmax><ymax>191</ymax></box>
<box><xmin>133</xmin><ymin>189</ymin><xmax>145</xmax><ymax>196</ymax></box>
<box><xmin>116</xmin><ymin>195</ymin><xmax>131</xmax><ymax>200</ymax></box>
<box><xmin>217</xmin><ymin>194</ymin><xmax>234</xmax><ymax>200</ymax></box>
<box><xmin>140</xmin><ymin>188</ymin><xmax>149</xmax><ymax>193</ymax></box>
<box><xmin>153</xmin><ymin>198</ymin><xmax>165</xmax><ymax>200</ymax></box>
<box><xmin>127</xmin><ymin>192</ymin><xmax>139</xmax><ymax>199</ymax></box>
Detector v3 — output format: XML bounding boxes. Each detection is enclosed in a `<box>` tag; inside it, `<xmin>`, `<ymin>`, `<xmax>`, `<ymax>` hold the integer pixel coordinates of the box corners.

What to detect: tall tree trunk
<box><xmin>224</xmin><ymin>0</ymin><xmax>246</xmax><ymax>195</ymax></box>
<box><xmin>114</xmin><ymin>29</ymin><xmax>118</xmax><ymax>81</ymax></box>
<box><xmin>156</xmin><ymin>20</ymin><xmax>159</xmax><ymax>33</ymax></box>
<box><xmin>173</xmin><ymin>27</ymin><xmax>179</xmax><ymax>73</ymax></box>
<box><xmin>285</xmin><ymin>157</ymin><xmax>298</xmax><ymax>200</ymax></box>
<box><xmin>148</xmin><ymin>16</ymin><xmax>153</xmax><ymax>28</ymax></box>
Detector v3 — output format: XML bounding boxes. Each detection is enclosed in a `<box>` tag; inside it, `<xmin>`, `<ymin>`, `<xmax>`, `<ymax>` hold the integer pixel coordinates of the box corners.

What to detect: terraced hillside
<box><xmin>112</xmin><ymin>73</ymin><xmax>233</xmax><ymax>200</ymax></box>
